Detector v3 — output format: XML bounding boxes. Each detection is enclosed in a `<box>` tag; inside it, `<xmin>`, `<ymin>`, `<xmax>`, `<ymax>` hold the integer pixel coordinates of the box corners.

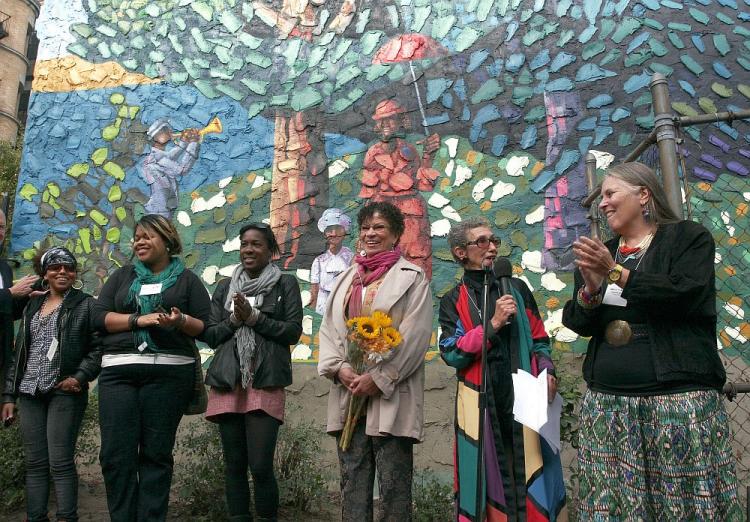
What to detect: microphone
<box><xmin>493</xmin><ymin>257</ymin><xmax>514</xmax><ymax>323</ymax></box>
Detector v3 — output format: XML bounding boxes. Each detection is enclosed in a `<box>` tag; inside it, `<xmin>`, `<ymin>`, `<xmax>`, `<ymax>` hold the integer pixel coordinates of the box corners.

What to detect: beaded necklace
<box><xmin>616</xmin><ymin>232</ymin><xmax>654</xmax><ymax>262</ymax></box>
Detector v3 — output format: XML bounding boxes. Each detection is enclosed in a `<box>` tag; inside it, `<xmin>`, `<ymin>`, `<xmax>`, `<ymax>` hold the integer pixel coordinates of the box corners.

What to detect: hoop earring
<box><xmin>72</xmin><ymin>279</ymin><xmax>83</xmax><ymax>290</ymax></box>
<box><xmin>41</xmin><ymin>279</ymin><xmax>49</xmax><ymax>290</ymax></box>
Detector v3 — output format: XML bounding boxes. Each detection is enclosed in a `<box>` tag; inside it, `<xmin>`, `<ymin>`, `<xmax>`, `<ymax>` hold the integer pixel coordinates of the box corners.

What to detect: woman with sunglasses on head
<box><xmin>318</xmin><ymin>201</ymin><xmax>433</xmax><ymax>522</ymax></box>
<box><xmin>2</xmin><ymin>246</ymin><xmax>100</xmax><ymax>522</ymax></box>
<box><xmin>438</xmin><ymin>218</ymin><xmax>566</xmax><ymax>521</ymax></box>
<box><xmin>92</xmin><ymin>214</ymin><xmax>211</xmax><ymax>522</ymax></box>
<box><xmin>203</xmin><ymin>222</ymin><xmax>302</xmax><ymax>522</ymax></box>
<box><xmin>563</xmin><ymin>162</ymin><xmax>740</xmax><ymax>519</ymax></box>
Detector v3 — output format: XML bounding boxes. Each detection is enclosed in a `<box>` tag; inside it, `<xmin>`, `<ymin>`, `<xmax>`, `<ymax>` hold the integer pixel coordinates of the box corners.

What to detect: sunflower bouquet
<box><xmin>339</xmin><ymin>311</ymin><xmax>402</xmax><ymax>451</ymax></box>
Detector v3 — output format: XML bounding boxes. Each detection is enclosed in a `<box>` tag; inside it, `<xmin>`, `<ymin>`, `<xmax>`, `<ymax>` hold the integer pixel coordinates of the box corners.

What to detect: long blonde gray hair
<box><xmin>605</xmin><ymin>162</ymin><xmax>681</xmax><ymax>225</ymax></box>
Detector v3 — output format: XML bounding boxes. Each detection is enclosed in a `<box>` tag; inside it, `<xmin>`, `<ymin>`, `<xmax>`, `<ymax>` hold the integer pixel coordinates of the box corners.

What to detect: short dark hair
<box><xmin>239</xmin><ymin>222</ymin><xmax>281</xmax><ymax>257</ymax></box>
<box><xmin>135</xmin><ymin>214</ymin><xmax>183</xmax><ymax>255</ymax></box>
<box><xmin>357</xmin><ymin>202</ymin><xmax>405</xmax><ymax>239</ymax></box>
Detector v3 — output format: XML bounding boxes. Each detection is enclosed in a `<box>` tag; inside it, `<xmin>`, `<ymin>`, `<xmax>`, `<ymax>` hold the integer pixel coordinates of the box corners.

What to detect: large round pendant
<box><xmin>604</xmin><ymin>320</ymin><xmax>633</xmax><ymax>347</ymax></box>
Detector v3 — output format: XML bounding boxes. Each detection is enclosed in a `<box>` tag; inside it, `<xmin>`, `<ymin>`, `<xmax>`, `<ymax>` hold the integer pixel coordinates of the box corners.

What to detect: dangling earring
<box><xmin>41</xmin><ymin>279</ymin><xmax>50</xmax><ymax>290</ymax></box>
<box><xmin>72</xmin><ymin>279</ymin><xmax>83</xmax><ymax>290</ymax></box>
<box><xmin>360</xmin><ymin>249</ymin><xmax>367</xmax><ymax>257</ymax></box>
<box><xmin>642</xmin><ymin>205</ymin><xmax>651</xmax><ymax>219</ymax></box>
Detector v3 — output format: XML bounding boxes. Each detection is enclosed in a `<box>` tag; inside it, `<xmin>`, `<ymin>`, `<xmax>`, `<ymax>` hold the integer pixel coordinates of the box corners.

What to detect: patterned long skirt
<box><xmin>577</xmin><ymin>389</ymin><xmax>743</xmax><ymax>521</ymax></box>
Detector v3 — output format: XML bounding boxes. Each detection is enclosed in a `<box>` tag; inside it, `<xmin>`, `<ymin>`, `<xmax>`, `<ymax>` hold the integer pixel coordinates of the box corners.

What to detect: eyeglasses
<box><xmin>465</xmin><ymin>236</ymin><xmax>501</xmax><ymax>249</ymax></box>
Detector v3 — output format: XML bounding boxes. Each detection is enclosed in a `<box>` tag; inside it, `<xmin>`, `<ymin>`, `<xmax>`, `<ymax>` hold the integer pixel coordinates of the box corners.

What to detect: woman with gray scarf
<box><xmin>203</xmin><ymin>223</ymin><xmax>302</xmax><ymax>522</ymax></box>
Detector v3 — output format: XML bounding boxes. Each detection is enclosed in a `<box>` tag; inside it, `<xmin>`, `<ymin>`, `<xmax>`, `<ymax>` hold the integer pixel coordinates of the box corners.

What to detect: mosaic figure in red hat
<box><xmin>358</xmin><ymin>99</ymin><xmax>441</xmax><ymax>279</ymax></box>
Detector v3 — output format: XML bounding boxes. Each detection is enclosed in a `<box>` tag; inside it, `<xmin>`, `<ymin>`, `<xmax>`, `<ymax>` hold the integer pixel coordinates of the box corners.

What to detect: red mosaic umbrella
<box><xmin>373</xmin><ymin>34</ymin><xmax>449</xmax><ymax>135</ymax></box>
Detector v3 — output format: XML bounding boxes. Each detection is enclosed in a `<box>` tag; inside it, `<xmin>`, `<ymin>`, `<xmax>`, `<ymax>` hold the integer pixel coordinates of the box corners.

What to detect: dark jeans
<box><xmin>18</xmin><ymin>391</ymin><xmax>88</xmax><ymax>522</ymax></box>
<box><xmin>98</xmin><ymin>363</ymin><xmax>193</xmax><ymax>522</ymax></box>
<box><xmin>336</xmin><ymin>422</ymin><xmax>414</xmax><ymax>522</ymax></box>
<box><xmin>217</xmin><ymin>411</ymin><xmax>281</xmax><ymax>521</ymax></box>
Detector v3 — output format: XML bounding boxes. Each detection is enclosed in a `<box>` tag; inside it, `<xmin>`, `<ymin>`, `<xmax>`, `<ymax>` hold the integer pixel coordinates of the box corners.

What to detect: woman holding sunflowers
<box><xmin>318</xmin><ymin>201</ymin><xmax>433</xmax><ymax>522</ymax></box>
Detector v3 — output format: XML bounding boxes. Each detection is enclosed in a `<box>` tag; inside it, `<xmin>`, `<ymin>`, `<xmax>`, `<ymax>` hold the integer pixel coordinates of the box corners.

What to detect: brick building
<box><xmin>0</xmin><ymin>0</ymin><xmax>39</xmax><ymax>145</ymax></box>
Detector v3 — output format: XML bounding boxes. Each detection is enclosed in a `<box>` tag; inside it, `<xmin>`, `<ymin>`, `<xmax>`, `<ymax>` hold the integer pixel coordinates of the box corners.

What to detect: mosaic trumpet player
<box><xmin>141</xmin><ymin>117</ymin><xmax>221</xmax><ymax>219</ymax></box>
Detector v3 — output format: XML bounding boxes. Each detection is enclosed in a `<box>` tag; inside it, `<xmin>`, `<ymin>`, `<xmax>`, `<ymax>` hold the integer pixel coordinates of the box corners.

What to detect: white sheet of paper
<box><xmin>512</xmin><ymin>369</ymin><xmax>548</xmax><ymax>432</ymax></box>
<box><xmin>139</xmin><ymin>283</ymin><xmax>163</xmax><ymax>296</ymax></box>
<box><xmin>539</xmin><ymin>393</ymin><xmax>563</xmax><ymax>454</ymax></box>
<box><xmin>46</xmin><ymin>338</ymin><xmax>59</xmax><ymax>361</ymax></box>
<box><xmin>603</xmin><ymin>284</ymin><xmax>627</xmax><ymax>306</ymax></box>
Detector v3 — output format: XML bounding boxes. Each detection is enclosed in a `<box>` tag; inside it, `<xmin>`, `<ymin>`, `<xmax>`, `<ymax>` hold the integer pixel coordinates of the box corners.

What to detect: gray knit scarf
<box><xmin>225</xmin><ymin>263</ymin><xmax>282</xmax><ymax>388</ymax></box>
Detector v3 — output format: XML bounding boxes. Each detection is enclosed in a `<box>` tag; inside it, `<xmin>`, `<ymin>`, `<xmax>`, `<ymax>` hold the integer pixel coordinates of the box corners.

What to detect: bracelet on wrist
<box><xmin>128</xmin><ymin>313</ymin><xmax>140</xmax><ymax>330</ymax></box>
<box><xmin>178</xmin><ymin>313</ymin><xmax>188</xmax><ymax>329</ymax></box>
<box><xmin>576</xmin><ymin>287</ymin><xmax>602</xmax><ymax>309</ymax></box>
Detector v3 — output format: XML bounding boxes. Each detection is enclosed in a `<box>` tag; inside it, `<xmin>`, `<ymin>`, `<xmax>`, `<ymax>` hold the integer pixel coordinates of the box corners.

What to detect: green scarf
<box><xmin>127</xmin><ymin>257</ymin><xmax>185</xmax><ymax>352</ymax></box>
<box><xmin>510</xmin><ymin>285</ymin><xmax>551</xmax><ymax>373</ymax></box>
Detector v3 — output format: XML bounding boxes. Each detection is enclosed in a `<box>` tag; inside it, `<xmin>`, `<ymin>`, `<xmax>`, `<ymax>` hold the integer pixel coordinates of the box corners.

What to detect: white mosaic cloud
<box><xmin>191</xmin><ymin>191</ymin><xmax>227</xmax><ymax>213</ymax></box>
<box><xmin>453</xmin><ymin>164</ymin><xmax>473</xmax><ymax>187</ymax></box>
<box><xmin>506</xmin><ymin>156</ymin><xmax>529</xmax><ymax>177</ymax></box>
<box><xmin>525</xmin><ymin>205</ymin><xmax>545</xmax><ymax>224</ymax></box>
<box><xmin>490</xmin><ymin>180</ymin><xmax>515</xmax><ymax>201</ymax></box>
<box><xmin>521</xmin><ymin>251</ymin><xmax>545</xmax><ymax>274</ymax></box>
<box><xmin>472</xmin><ymin>178</ymin><xmax>494</xmax><ymax>202</ymax></box>
<box><xmin>431</xmin><ymin>219</ymin><xmax>451</xmax><ymax>237</ymax></box>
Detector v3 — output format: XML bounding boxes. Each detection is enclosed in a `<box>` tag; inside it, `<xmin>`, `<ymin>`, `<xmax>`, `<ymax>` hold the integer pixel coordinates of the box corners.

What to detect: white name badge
<box><xmin>603</xmin><ymin>284</ymin><xmax>628</xmax><ymax>307</ymax></box>
<box><xmin>140</xmin><ymin>283</ymin><xmax>163</xmax><ymax>296</ymax></box>
<box><xmin>46</xmin><ymin>338</ymin><xmax>59</xmax><ymax>361</ymax></box>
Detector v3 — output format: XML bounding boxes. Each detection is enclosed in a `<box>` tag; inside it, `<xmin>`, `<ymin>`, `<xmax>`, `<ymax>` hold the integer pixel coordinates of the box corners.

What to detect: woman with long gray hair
<box><xmin>203</xmin><ymin>222</ymin><xmax>302</xmax><ymax>522</ymax></box>
<box><xmin>563</xmin><ymin>162</ymin><xmax>741</xmax><ymax>519</ymax></box>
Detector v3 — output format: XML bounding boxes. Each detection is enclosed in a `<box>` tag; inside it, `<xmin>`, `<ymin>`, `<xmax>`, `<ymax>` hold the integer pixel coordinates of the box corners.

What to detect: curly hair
<box><xmin>447</xmin><ymin>217</ymin><xmax>492</xmax><ymax>263</ymax></box>
<box><xmin>357</xmin><ymin>202</ymin><xmax>405</xmax><ymax>239</ymax></box>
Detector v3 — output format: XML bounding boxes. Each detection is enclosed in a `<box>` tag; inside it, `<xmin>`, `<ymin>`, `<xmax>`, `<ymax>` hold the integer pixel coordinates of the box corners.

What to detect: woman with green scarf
<box><xmin>93</xmin><ymin>214</ymin><xmax>212</xmax><ymax>522</ymax></box>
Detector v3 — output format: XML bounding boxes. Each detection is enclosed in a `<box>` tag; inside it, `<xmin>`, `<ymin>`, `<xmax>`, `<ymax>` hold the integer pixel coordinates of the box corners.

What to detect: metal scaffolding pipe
<box><xmin>584</xmin><ymin>153</ymin><xmax>600</xmax><ymax>239</ymax></box>
<box><xmin>650</xmin><ymin>73</ymin><xmax>684</xmax><ymax>219</ymax></box>
<box><xmin>677</xmin><ymin>109</ymin><xmax>750</xmax><ymax>127</ymax></box>
<box><xmin>623</xmin><ymin>130</ymin><xmax>656</xmax><ymax>163</ymax></box>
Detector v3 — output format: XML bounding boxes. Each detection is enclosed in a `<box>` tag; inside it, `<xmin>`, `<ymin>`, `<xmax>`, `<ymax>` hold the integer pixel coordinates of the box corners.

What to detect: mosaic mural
<box><xmin>13</xmin><ymin>0</ymin><xmax>750</xmax><ymax>361</ymax></box>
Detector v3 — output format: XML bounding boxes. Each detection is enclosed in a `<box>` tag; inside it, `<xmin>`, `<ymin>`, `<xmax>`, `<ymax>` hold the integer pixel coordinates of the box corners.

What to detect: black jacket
<box><xmin>562</xmin><ymin>220</ymin><xmax>726</xmax><ymax>390</ymax></box>
<box><xmin>0</xmin><ymin>259</ymin><xmax>26</xmax><ymax>392</ymax></box>
<box><xmin>203</xmin><ymin>274</ymin><xmax>302</xmax><ymax>389</ymax></box>
<box><xmin>3</xmin><ymin>288</ymin><xmax>101</xmax><ymax>402</ymax></box>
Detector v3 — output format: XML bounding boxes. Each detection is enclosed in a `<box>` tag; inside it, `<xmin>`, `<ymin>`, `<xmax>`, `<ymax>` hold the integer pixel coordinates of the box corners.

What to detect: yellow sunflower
<box><xmin>371</xmin><ymin>311</ymin><xmax>392</xmax><ymax>328</ymax></box>
<box><xmin>346</xmin><ymin>317</ymin><xmax>359</xmax><ymax>329</ymax></box>
<box><xmin>356</xmin><ymin>317</ymin><xmax>380</xmax><ymax>339</ymax></box>
<box><xmin>382</xmin><ymin>327</ymin><xmax>402</xmax><ymax>348</ymax></box>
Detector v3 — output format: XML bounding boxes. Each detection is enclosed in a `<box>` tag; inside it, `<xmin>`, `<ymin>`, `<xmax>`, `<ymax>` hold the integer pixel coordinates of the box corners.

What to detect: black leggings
<box><xmin>217</xmin><ymin>411</ymin><xmax>281</xmax><ymax>520</ymax></box>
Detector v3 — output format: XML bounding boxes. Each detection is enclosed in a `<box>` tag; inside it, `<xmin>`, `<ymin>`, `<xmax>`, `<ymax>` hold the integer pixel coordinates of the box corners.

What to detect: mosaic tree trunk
<box><xmin>270</xmin><ymin>110</ymin><xmax>328</xmax><ymax>269</ymax></box>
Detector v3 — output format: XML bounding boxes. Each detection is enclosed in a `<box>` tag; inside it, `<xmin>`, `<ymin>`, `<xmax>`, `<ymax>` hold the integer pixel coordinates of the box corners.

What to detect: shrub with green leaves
<box><xmin>275</xmin><ymin>420</ymin><xmax>328</xmax><ymax>513</ymax></box>
<box><xmin>412</xmin><ymin>469</ymin><xmax>454</xmax><ymax>522</ymax></box>
<box><xmin>0</xmin><ymin>418</ymin><xmax>25</xmax><ymax>514</ymax></box>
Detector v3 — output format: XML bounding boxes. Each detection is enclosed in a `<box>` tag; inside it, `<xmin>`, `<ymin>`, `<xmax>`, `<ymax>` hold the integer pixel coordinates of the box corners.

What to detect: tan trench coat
<box><xmin>317</xmin><ymin>257</ymin><xmax>434</xmax><ymax>441</ymax></box>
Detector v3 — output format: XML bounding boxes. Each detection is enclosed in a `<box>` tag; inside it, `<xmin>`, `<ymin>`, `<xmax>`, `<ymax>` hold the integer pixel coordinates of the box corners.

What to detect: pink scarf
<box><xmin>347</xmin><ymin>247</ymin><xmax>402</xmax><ymax>318</ymax></box>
